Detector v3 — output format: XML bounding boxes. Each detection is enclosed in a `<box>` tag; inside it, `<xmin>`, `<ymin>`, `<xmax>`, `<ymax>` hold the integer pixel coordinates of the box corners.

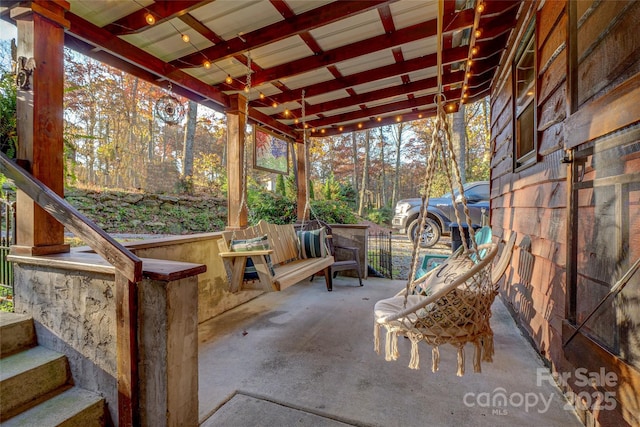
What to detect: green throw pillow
<box><xmin>230</xmin><ymin>235</ymin><xmax>275</xmax><ymax>278</ymax></box>
<box><xmin>297</xmin><ymin>227</ymin><xmax>328</xmax><ymax>259</ymax></box>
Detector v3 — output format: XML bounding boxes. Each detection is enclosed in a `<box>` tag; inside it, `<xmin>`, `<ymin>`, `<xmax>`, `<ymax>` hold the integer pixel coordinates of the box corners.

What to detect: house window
<box><xmin>513</xmin><ymin>29</ymin><xmax>536</xmax><ymax>170</ymax></box>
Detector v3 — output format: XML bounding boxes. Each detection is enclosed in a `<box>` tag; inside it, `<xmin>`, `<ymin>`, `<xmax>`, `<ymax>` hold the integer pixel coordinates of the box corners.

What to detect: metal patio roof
<box><xmin>4</xmin><ymin>0</ymin><xmax>522</xmax><ymax>140</ymax></box>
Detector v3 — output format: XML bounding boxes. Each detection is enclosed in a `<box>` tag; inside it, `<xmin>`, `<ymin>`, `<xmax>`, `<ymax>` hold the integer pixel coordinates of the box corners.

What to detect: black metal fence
<box><xmin>367</xmin><ymin>230</ymin><xmax>393</xmax><ymax>279</ymax></box>
<box><xmin>1</xmin><ymin>193</ymin><xmax>15</xmax><ymax>311</ymax></box>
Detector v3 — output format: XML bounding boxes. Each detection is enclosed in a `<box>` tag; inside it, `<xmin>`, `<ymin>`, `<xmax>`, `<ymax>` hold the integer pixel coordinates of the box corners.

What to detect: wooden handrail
<box><xmin>0</xmin><ymin>153</ymin><xmax>142</xmax><ymax>282</ymax></box>
<box><xmin>1</xmin><ymin>152</ymin><xmax>142</xmax><ymax>425</ymax></box>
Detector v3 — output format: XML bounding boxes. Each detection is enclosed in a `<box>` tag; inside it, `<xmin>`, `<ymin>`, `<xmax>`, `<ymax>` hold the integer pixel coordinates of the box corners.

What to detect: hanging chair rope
<box><xmin>300</xmin><ymin>89</ymin><xmax>321</xmax><ymax>229</ymax></box>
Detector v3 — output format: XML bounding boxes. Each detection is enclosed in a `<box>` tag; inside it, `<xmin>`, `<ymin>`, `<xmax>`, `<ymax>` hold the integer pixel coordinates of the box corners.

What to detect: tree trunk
<box><xmin>182</xmin><ymin>100</ymin><xmax>198</xmax><ymax>178</ymax></box>
<box><xmin>451</xmin><ymin>104</ymin><xmax>466</xmax><ymax>183</ymax></box>
<box><xmin>357</xmin><ymin>130</ymin><xmax>370</xmax><ymax>216</ymax></box>
<box><xmin>351</xmin><ymin>131</ymin><xmax>359</xmax><ymax>194</ymax></box>
<box><xmin>391</xmin><ymin>123</ymin><xmax>404</xmax><ymax>208</ymax></box>
<box><xmin>379</xmin><ymin>127</ymin><xmax>386</xmax><ymax>208</ymax></box>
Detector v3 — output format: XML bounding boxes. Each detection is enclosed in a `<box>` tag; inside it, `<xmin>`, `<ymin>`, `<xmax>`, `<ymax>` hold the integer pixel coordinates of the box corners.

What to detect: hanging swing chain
<box><xmin>440</xmin><ymin>102</ymin><xmax>477</xmax><ymax>255</ymax></box>
<box><xmin>231</xmin><ymin>53</ymin><xmax>252</xmax><ymax>240</ymax></box>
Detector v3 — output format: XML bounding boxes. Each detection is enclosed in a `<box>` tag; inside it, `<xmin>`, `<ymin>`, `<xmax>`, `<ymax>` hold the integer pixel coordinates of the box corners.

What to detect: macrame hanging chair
<box><xmin>373</xmin><ymin>95</ymin><xmax>499</xmax><ymax>375</ymax></box>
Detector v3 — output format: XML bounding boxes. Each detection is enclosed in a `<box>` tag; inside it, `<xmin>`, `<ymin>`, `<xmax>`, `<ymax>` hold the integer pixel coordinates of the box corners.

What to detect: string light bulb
<box><xmin>284</xmin><ymin>109</ymin><xmax>290</xmax><ymax>117</ymax></box>
<box><xmin>272</xmin><ymin>101</ymin><xmax>278</xmax><ymax>108</ymax></box>
<box><xmin>357</xmin><ymin>123</ymin><xmax>363</xmax><ymax>129</ymax></box>
<box><xmin>259</xmin><ymin>92</ymin><xmax>265</xmax><ymax>100</ymax></box>
<box><xmin>477</xmin><ymin>3</ymin><xmax>485</xmax><ymax>13</ymax></box>
<box><xmin>203</xmin><ymin>60</ymin><xmax>211</xmax><ymax>69</ymax></box>
<box><xmin>471</xmin><ymin>47</ymin><xmax>478</xmax><ymax>56</ymax></box>
<box><xmin>145</xmin><ymin>13</ymin><xmax>155</xmax><ymax>25</ymax></box>
<box><xmin>475</xmin><ymin>29</ymin><xmax>482</xmax><ymax>38</ymax></box>
<box><xmin>225</xmin><ymin>75</ymin><xmax>233</xmax><ymax>84</ymax></box>
<box><xmin>244</xmin><ymin>85</ymin><xmax>250</xmax><ymax>93</ymax></box>
<box><xmin>181</xmin><ymin>34</ymin><xmax>190</xmax><ymax>43</ymax></box>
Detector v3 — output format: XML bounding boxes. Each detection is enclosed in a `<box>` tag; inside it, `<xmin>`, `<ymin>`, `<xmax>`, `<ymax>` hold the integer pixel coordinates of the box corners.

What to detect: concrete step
<box><xmin>0</xmin><ymin>345</ymin><xmax>71</xmax><ymax>419</ymax></box>
<box><xmin>1</xmin><ymin>386</ymin><xmax>105</xmax><ymax>427</ymax></box>
<box><xmin>0</xmin><ymin>312</ymin><xmax>36</xmax><ymax>357</ymax></box>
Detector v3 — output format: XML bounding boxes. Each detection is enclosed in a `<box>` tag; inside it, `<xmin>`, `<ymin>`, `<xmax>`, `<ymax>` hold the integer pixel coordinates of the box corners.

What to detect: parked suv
<box><xmin>392</xmin><ymin>181</ymin><xmax>489</xmax><ymax>247</ymax></box>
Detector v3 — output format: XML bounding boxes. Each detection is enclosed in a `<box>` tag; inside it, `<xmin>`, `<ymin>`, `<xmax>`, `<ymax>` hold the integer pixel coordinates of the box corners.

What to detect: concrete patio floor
<box><xmin>197</xmin><ymin>276</ymin><xmax>583</xmax><ymax>427</ymax></box>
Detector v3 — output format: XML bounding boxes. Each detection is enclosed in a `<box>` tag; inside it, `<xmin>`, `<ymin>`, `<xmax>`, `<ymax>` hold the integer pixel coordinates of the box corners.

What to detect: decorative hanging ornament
<box><xmin>155</xmin><ymin>95</ymin><xmax>185</xmax><ymax>125</ymax></box>
<box><xmin>155</xmin><ymin>83</ymin><xmax>185</xmax><ymax>125</ymax></box>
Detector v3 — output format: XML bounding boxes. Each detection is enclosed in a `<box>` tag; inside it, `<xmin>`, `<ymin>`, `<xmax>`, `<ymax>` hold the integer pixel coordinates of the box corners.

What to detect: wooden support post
<box><xmin>226</xmin><ymin>94</ymin><xmax>248</xmax><ymax>229</ymax></box>
<box><xmin>115</xmin><ymin>272</ymin><xmax>140</xmax><ymax>427</ymax></box>
<box><xmin>296</xmin><ymin>139</ymin><xmax>308</xmax><ymax>222</ymax></box>
<box><xmin>11</xmin><ymin>1</ymin><xmax>70</xmax><ymax>256</ymax></box>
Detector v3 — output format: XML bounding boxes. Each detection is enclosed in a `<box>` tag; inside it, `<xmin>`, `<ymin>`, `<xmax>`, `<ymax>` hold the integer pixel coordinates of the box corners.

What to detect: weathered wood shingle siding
<box><xmin>490</xmin><ymin>0</ymin><xmax>640</xmax><ymax>425</ymax></box>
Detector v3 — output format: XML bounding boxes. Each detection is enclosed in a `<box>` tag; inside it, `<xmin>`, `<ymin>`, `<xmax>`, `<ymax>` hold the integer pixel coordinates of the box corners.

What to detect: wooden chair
<box><xmin>301</xmin><ymin>220</ymin><xmax>363</xmax><ymax>288</ymax></box>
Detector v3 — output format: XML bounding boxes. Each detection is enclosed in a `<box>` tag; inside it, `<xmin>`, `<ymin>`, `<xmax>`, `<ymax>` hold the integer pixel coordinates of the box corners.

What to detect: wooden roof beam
<box><xmin>315</xmin><ymin>107</ymin><xmax>438</xmax><ymax>137</ymax></box>
<box><xmin>65</xmin><ymin>12</ymin><xmax>228</xmax><ymax>108</ymax></box>
<box><xmin>251</xmin><ymin>9</ymin><xmax>474</xmax><ymax>86</ymax></box>
<box><xmin>284</xmin><ymin>70</ymin><xmax>465</xmax><ymax>118</ymax></box>
<box><xmin>303</xmin><ymin>88</ymin><xmax>463</xmax><ymax>128</ymax></box>
<box><xmin>266</xmin><ymin>45</ymin><xmax>468</xmax><ymax>105</ymax></box>
<box><xmin>104</xmin><ymin>1</ymin><xmax>208</xmax><ymax>35</ymax></box>
<box><xmin>171</xmin><ymin>0</ymin><xmax>396</xmax><ymax>67</ymax></box>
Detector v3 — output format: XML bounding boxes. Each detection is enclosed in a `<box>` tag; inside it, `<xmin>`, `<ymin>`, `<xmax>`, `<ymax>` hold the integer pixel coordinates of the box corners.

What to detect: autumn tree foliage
<box><xmin>63</xmin><ymin>50</ymin><xmax>226</xmax><ymax>194</ymax></box>
<box><xmin>305</xmin><ymin>99</ymin><xmax>490</xmax><ymax>222</ymax></box>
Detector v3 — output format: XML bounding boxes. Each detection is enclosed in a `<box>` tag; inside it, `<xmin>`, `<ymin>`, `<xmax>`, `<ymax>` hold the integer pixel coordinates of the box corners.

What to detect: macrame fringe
<box><xmin>431</xmin><ymin>346</ymin><xmax>440</xmax><ymax>372</ymax></box>
<box><xmin>456</xmin><ymin>345</ymin><xmax>465</xmax><ymax>377</ymax></box>
<box><xmin>384</xmin><ymin>327</ymin><xmax>399</xmax><ymax>361</ymax></box>
<box><xmin>408</xmin><ymin>334</ymin><xmax>421</xmax><ymax>370</ymax></box>
<box><xmin>374</xmin><ymin>323</ymin><xmax>380</xmax><ymax>354</ymax></box>
<box><xmin>482</xmin><ymin>334</ymin><xmax>494</xmax><ymax>362</ymax></box>
<box><xmin>473</xmin><ymin>340</ymin><xmax>482</xmax><ymax>373</ymax></box>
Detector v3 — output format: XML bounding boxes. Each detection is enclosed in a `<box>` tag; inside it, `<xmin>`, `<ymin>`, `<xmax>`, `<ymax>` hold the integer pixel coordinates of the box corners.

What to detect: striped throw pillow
<box><xmin>297</xmin><ymin>227</ymin><xmax>328</xmax><ymax>259</ymax></box>
<box><xmin>230</xmin><ymin>235</ymin><xmax>275</xmax><ymax>278</ymax></box>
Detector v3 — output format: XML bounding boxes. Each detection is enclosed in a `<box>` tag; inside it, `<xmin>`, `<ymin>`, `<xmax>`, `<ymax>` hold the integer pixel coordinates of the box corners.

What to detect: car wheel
<box><xmin>408</xmin><ymin>218</ymin><xmax>441</xmax><ymax>248</ymax></box>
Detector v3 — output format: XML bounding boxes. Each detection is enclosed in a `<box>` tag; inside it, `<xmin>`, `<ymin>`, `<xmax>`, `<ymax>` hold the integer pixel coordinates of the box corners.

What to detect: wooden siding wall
<box><xmin>491</xmin><ymin>0</ymin><xmax>568</xmax><ymax>365</ymax></box>
<box><xmin>491</xmin><ymin>1</ymin><xmax>640</xmax><ymax>426</ymax></box>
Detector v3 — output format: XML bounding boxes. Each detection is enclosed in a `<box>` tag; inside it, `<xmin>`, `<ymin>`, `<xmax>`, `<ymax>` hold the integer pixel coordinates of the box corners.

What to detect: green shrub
<box><xmin>309</xmin><ymin>200</ymin><xmax>357</xmax><ymax>224</ymax></box>
<box><xmin>367</xmin><ymin>206</ymin><xmax>392</xmax><ymax>225</ymax></box>
<box><xmin>247</xmin><ymin>191</ymin><xmax>297</xmax><ymax>225</ymax></box>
